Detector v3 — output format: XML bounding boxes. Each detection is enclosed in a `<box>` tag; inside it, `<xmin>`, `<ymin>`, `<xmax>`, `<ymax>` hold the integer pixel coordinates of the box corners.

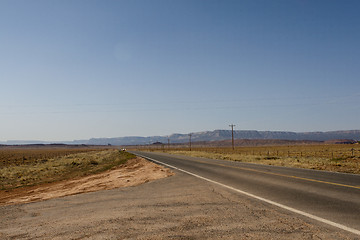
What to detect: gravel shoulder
<box><xmin>0</xmin><ymin>160</ymin><xmax>357</xmax><ymax>239</ymax></box>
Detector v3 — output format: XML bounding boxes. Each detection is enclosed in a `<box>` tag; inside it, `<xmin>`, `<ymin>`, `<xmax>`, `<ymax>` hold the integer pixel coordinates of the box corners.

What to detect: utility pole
<box><xmin>168</xmin><ymin>137</ymin><xmax>170</xmax><ymax>150</ymax></box>
<box><xmin>229</xmin><ymin>124</ymin><xmax>235</xmax><ymax>150</ymax></box>
<box><xmin>189</xmin><ymin>133</ymin><xmax>193</xmax><ymax>151</ymax></box>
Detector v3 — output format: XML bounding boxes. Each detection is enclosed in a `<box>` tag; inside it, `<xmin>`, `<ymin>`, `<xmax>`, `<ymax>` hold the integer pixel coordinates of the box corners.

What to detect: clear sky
<box><xmin>1</xmin><ymin>0</ymin><xmax>359</xmax><ymax>141</ymax></box>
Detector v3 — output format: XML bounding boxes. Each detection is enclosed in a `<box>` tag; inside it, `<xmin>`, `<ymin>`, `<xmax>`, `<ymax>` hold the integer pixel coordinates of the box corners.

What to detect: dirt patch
<box><xmin>0</xmin><ymin>157</ymin><xmax>173</xmax><ymax>206</ymax></box>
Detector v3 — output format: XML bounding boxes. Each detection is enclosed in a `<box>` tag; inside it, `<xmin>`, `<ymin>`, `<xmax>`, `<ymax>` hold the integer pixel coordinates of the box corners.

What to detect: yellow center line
<box><xmin>191</xmin><ymin>158</ymin><xmax>360</xmax><ymax>190</ymax></box>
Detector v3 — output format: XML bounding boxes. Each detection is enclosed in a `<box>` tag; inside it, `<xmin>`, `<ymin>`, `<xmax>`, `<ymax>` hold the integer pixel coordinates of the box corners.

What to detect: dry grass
<box><xmin>0</xmin><ymin>148</ymin><xmax>135</xmax><ymax>190</ymax></box>
<box><xmin>0</xmin><ymin>147</ymin><xmax>100</xmax><ymax>167</ymax></box>
<box><xmin>150</xmin><ymin>144</ymin><xmax>360</xmax><ymax>174</ymax></box>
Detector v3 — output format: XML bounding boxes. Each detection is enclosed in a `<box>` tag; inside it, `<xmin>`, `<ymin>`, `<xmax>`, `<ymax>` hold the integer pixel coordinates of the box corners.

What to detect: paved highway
<box><xmin>131</xmin><ymin>151</ymin><xmax>360</xmax><ymax>236</ymax></box>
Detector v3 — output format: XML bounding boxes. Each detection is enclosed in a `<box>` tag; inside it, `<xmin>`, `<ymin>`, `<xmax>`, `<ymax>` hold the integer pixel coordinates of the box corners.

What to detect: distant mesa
<box><xmin>1</xmin><ymin>129</ymin><xmax>359</xmax><ymax>146</ymax></box>
<box><xmin>81</xmin><ymin>129</ymin><xmax>360</xmax><ymax>146</ymax></box>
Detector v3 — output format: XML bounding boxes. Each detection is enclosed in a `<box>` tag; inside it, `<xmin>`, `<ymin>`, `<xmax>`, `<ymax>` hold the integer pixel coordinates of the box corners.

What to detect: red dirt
<box><xmin>0</xmin><ymin>157</ymin><xmax>173</xmax><ymax>206</ymax></box>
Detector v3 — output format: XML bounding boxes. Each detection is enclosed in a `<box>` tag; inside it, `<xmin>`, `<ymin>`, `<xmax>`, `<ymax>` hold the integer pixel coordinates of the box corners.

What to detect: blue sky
<box><xmin>1</xmin><ymin>0</ymin><xmax>359</xmax><ymax>141</ymax></box>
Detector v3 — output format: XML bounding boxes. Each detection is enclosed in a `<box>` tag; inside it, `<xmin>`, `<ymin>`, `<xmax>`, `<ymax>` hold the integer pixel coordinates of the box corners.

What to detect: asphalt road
<box><xmin>131</xmin><ymin>151</ymin><xmax>360</xmax><ymax>236</ymax></box>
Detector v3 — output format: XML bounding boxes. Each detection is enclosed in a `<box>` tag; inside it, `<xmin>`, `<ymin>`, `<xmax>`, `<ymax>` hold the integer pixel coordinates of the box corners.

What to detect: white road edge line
<box><xmin>136</xmin><ymin>153</ymin><xmax>360</xmax><ymax>236</ymax></box>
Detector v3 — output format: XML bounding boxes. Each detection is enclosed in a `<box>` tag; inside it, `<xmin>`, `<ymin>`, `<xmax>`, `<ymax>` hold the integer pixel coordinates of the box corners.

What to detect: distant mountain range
<box><xmin>2</xmin><ymin>130</ymin><xmax>359</xmax><ymax>146</ymax></box>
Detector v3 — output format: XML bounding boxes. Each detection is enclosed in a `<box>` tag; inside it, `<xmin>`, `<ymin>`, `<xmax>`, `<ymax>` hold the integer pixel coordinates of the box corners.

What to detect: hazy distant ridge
<box><xmin>2</xmin><ymin>130</ymin><xmax>359</xmax><ymax>146</ymax></box>
<box><xmin>80</xmin><ymin>130</ymin><xmax>360</xmax><ymax>145</ymax></box>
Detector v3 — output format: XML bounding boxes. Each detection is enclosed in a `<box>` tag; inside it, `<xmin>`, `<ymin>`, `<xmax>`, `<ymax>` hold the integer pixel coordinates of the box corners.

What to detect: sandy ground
<box><xmin>0</xmin><ymin>157</ymin><xmax>173</xmax><ymax>206</ymax></box>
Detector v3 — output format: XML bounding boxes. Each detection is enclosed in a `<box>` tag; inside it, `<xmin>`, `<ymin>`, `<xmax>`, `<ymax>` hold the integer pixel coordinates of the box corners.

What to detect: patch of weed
<box><xmin>264</xmin><ymin>156</ymin><xmax>280</xmax><ymax>160</ymax></box>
